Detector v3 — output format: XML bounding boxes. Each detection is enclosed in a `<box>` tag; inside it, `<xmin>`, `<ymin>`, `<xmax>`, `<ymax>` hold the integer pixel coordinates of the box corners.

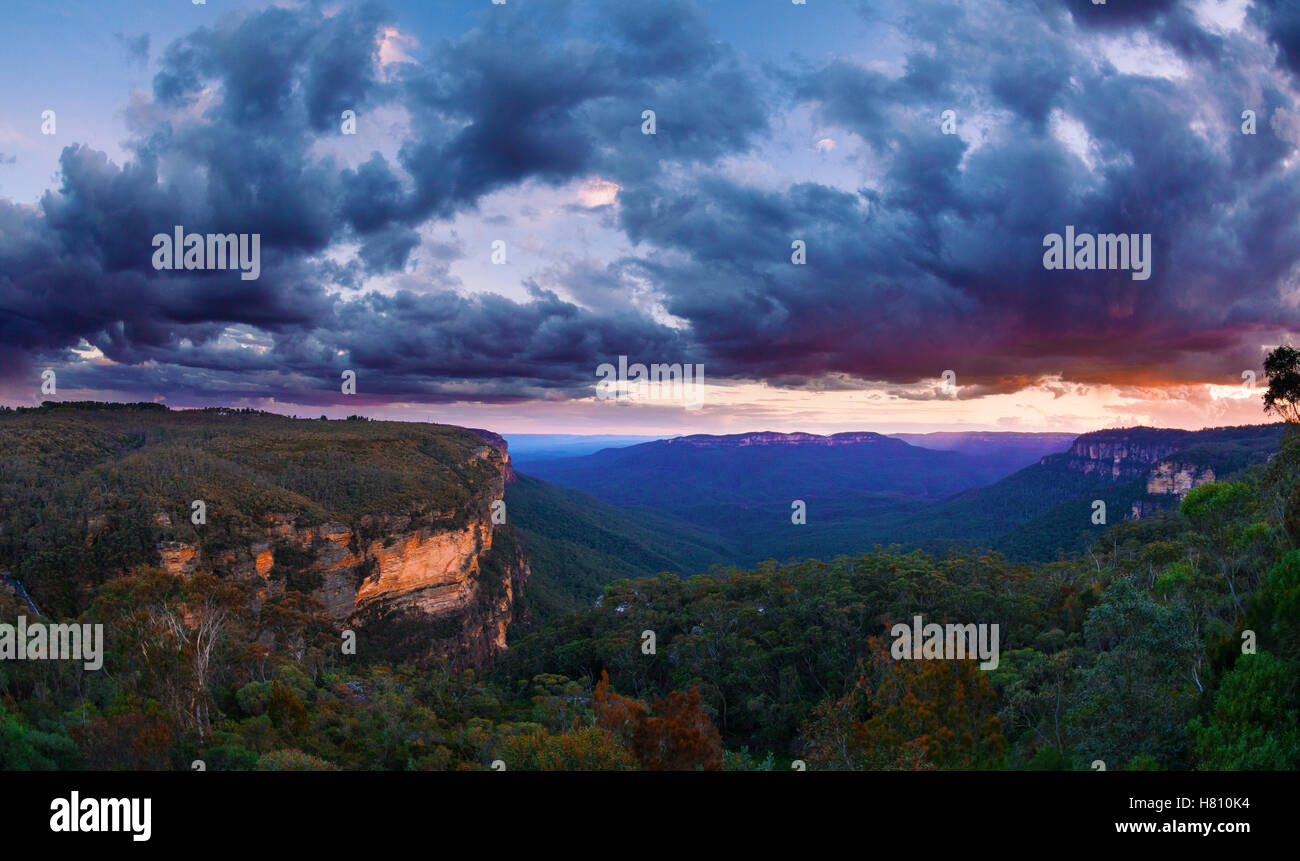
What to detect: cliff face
<box><xmin>1045</xmin><ymin>429</ymin><xmax>1226</xmax><ymax>522</ymax></box>
<box><xmin>1053</xmin><ymin>425</ymin><xmax>1286</xmax><ymax>489</ymax></box>
<box><xmin>1055</xmin><ymin>430</ymin><xmax>1192</xmax><ymax>481</ymax></box>
<box><xmin>0</xmin><ymin>405</ymin><xmax>531</xmax><ymax>669</ymax></box>
<box><xmin>155</xmin><ymin>436</ymin><xmax>526</xmax><ymax>666</ymax></box>
<box><xmin>1050</xmin><ymin>426</ymin><xmax>1290</xmax><ymax>522</ymax></box>
<box><xmin>1146</xmin><ymin>461</ymin><xmax>1216</xmax><ymax>496</ymax></box>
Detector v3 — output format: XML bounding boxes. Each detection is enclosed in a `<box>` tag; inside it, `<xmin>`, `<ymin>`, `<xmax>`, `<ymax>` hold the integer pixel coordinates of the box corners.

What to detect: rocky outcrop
<box><xmin>1054</xmin><ymin>429</ymin><xmax>1192</xmax><ymax>481</ymax></box>
<box><xmin>1146</xmin><ymin>461</ymin><xmax>1215</xmax><ymax>497</ymax></box>
<box><xmin>158</xmin><ymin>541</ymin><xmax>198</xmax><ymax>576</ymax></box>
<box><xmin>466</xmin><ymin>427</ymin><xmax>515</xmax><ymax>481</ymax></box>
<box><xmin>1127</xmin><ymin>461</ymin><xmax>1217</xmax><ymax>521</ymax></box>
<box><xmin>1053</xmin><ymin>425</ymin><xmax>1287</xmax><ymax>487</ymax></box>
<box><xmin>355</xmin><ymin>520</ymin><xmax>492</xmax><ymax>613</ymax></box>
<box><xmin>151</xmin><ymin>432</ymin><xmax>527</xmax><ymax>667</ymax></box>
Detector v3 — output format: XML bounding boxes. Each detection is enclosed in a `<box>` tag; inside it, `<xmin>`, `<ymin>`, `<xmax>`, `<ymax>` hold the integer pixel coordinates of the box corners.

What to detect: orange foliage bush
<box><xmin>802</xmin><ymin>637</ymin><xmax>1005</xmax><ymax>770</ymax></box>
<box><xmin>593</xmin><ymin>671</ymin><xmax>723</xmax><ymax>770</ymax></box>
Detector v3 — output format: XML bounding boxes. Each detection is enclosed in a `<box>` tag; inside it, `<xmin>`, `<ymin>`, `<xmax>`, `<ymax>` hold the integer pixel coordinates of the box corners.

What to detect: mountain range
<box><xmin>520</xmin><ymin>424</ymin><xmax>1288</xmax><ymax>570</ymax></box>
<box><xmin>0</xmin><ymin>403</ymin><xmax>1288</xmax><ymax>659</ymax></box>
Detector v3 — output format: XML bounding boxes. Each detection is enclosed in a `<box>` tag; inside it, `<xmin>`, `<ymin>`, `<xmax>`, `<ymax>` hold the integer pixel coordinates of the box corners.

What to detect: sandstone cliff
<box><xmin>1040</xmin><ymin>426</ymin><xmax>1284</xmax><ymax>522</ymax></box>
<box><xmin>156</xmin><ymin>433</ymin><xmax>527</xmax><ymax>667</ymax></box>
<box><xmin>1053</xmin><ymin>429</ymin><xmax>1192</xmax><ymax>481</ymax></box>
<box><xmin>1145</xmin><ymin>461</ymin><xmax>1216</xmax><ymax>496</ymax></box>
<box><xmin>0</xmin><ymin>404</ymin><xmax>529</xmax><ymax>668</ymax></box>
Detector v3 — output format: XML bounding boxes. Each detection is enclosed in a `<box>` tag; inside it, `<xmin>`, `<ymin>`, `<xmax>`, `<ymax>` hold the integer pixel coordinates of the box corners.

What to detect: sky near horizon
<box><xmin>1</xmin><ymin>0</ymin><xmax>1298</xmax><ymax>434</ymax></box>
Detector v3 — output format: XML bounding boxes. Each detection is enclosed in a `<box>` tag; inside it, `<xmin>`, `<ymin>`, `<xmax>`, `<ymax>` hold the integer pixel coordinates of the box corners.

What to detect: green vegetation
<box><xmin>0</xmin><ymin>403</ymin><xmax>503</xmax><ymax>619</ymax></box>
<box><xmin>523</xmin><ymin>422</ymin><xmax>1287</xmax><ymax>567</ymax></box>
<box><xmin>505</xmin><ymin>473</ymin><xmax>733</xmax><ymax>624</ymax></box>
<box><xmin>2</xmin><ymin>381</ymin><xmax>1299</xmax><ymax>770</ymax></box>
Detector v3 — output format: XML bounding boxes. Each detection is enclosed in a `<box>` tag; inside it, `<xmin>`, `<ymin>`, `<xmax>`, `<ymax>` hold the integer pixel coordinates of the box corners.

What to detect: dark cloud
<box><xmin>606</xmin><ymin>1</ymin><xmax>1300</xmax><ymax>390</ymax></box>
<box><xmin>3</xmin><ymin>0</ymin><xmax>743</xmax><ymax>402</ymax></box>
<box><xmin>1252</xmin><ymin>0</ymin><xmax>1300</xmax><ymax>78</ymax></box>
<box><xmin>1060</xmin><ymin>0</ymin><xmax>1180</xmax><ymax>31</ymax></box>
<box><xmin>358</xmin><ymin>224</ymin><xmax>420</xmax><ymax>273</ymax></box>
<box><xmin>1</xmin><ymin>0</ymin><xmax>1297</xmax><ymax>408</ymax></box>
<box><xmin>391</xmin><ymin>0</ymin><xmax>768</xmax><ymax>219</ymax></box>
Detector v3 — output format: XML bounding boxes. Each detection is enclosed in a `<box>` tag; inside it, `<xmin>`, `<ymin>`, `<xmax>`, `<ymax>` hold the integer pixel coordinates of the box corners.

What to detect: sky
<box><xmin>1</xmin><ymin>0</ymin><xmax>1299</xmax><ymax>435</ymax></box>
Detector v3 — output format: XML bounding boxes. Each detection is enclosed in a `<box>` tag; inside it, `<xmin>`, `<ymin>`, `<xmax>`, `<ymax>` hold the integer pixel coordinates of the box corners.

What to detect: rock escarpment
<box><xmin>1039</xmin><ymin>426</ymin><xmax>1286</xmax><ymax>522</ymax></box>
<box><xmin>0</xmin><ymin>404</ymin><xmax>529</xmax><ymax>668</ymax></box>
<box><xmin>1145</xmin><ymin>461</ymin><xmax>1216</xmax><ymax>497</ymax></box>
<box><xmin>1055</xmin><ymin>429</ymin><xmax>1192</xmax><ymax>481</ymax></box>
<box><xmin>1122</xmin><ymin>459</ymin><xmax>1217</xmax><ymax>519</ymax></box>
<box><xmin>166</xmin><ymin>433</ymin><xmax>527</xmax><ymax>667</ymax></box>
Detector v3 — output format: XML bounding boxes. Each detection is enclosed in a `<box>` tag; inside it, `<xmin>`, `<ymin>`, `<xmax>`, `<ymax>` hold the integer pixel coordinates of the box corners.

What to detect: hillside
<box><xmin>1</xmin><ymin>404</ymin><xmax>1298</xmax><ymax>774</ymax></box>
<box><xmin>505</xmin><ymin>473</ymin><xmax>734</xmax><ymax>623</ymax></box>
<box><xmin>521</xmin><ymin>424</ymin><xmax>1288</xmax><ymax>566</ymax></box>
<box><xmin>0</xmin><ymin>402</ymin><xmax>526</xmax><ymax>666</ymax></box>
<box><xmin>905</xmin><ymin>423</ymin><xmax>1289</xmax><ymax>561</ymax></box>
<box><xmin>525</xmin><ymin>430</ymin><xmax>1020</xmax><ymax>512</ymax></box>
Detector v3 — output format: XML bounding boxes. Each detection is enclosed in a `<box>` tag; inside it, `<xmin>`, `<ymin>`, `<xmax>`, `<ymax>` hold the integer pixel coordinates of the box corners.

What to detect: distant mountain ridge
<box><xmin>661</xmin><ymin>431</ymin><xmax>898</xmax><ymax>447</ymax></box>
<box><xmin>520</xmin><ymin>422</ymin><xmax>1289</xmax><ymax>567</ymax></box>
<box><xmin>504</xmin><ymin>434</ymin><xmax>661</xmax><ymax>466</ymax></box>
<box><xmin>524</xmin><ymin>429</ymin><xmax>1013</xmax><ymax>511</ymax></box>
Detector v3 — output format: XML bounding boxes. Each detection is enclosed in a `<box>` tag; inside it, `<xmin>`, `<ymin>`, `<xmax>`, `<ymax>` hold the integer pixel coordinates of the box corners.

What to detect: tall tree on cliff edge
<box><xmin>1264</xmin><ymin>345</ymin><xmax>1300</xmax><ymax>423</ymax></box>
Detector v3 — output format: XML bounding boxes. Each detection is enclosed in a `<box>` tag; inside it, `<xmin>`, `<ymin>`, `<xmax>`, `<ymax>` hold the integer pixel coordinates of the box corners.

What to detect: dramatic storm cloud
<box><xmin>1</xmin><ymin>0</ymin><xmax>1298</xmax><ymax>431</ymax></box>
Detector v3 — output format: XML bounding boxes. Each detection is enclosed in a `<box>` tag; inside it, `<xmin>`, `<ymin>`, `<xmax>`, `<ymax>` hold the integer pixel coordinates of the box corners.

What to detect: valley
<box><xmin>521</xmin><ymin>424</ymin><xmax>1287</xmax><ymax>568</ymax></box>
<box><xmin>1</xmin><ymin>401</ymin><xmax>1296</xmax><ymax>773</ymax></box>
